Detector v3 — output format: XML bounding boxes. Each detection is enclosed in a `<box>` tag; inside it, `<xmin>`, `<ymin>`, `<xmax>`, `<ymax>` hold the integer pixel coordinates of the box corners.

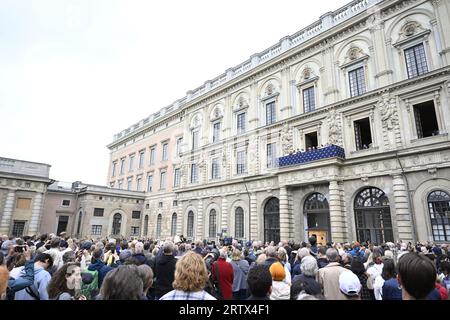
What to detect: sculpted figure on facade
<box><xmin>281</xmin><ymin>122</ymin><xmax>293</xmax><ymax>155</ymax></box>
<box><xmin>379</xmin><ymin>94</ymin><xmax>398</xmax><ymax>131</ymax></box>
<box><xmin>248</xmin><ymin>134</ymin><xmax>258</xmax><ymax>173</ymax></box>
<box><xmin>327</xmin><ymin>109</ymin><xmax>342</xmax><ymax>146</ymax></box>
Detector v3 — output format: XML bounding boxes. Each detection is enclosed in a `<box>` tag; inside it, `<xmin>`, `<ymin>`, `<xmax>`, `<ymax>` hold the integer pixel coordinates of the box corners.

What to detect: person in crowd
<box><xmin>62</xmin><ymin>251</ymin><xmax>76</xmax><ymax>265</ymax></box>
<box><xmin>43</xmin><ymin>237</ymin><xmax>63</xmax><ymax>271</ymax></box>
<box><xmin>212</xmin><ymin>248</ymin><xmax>234</xmax><ymax>300</ymax></box>
<box><xmin>255</xmin><ymin>253</ymin><xmax>267</xmax><ymax>265</ymax></box>
<box><xmin>137</xmin><ymin>264</ymin><xmax>153</xmax><ymax>300</ymax></box>
<box><xmin>350</xmin><ymin>257</ymin><xmax>371</xmax><ymax>300</ymax></box>
<box><xmin>317</xmin><ymin>248</ymin><xmax>349</xmax><ymax>300</ymax></box>
<box><xmin>339</xmin><ymin>271</ymin><xmax>361</xmax><ymax>300</ymax></box>
<box><xmin>131</xmin><ymin>242</ymin><xmax>147</xmax><ymax>265</ymax></box>
<box><xmin>0</xmin><ymin>266</ymin><xmax>9</xmax><ymax>300</ymax></box>
<box><xmin>269</xmin><ymin>261</ymin><xmax>290</xmax><ymax>300</ymax></box>
<box><xmin>366</xmin><ymin>248</ymin><xmax>384</xmax><ymax>299</ymax></box>
<box><xmin>159</xmin><ymin>251</ymin><xmax>216</xmax><ymax>300</ymax></box>
<box><xmin>308</xmin><ymin>236</ymin><xmax>318</xmax><ymax>256</ymax></box>
<box><xmin>340</xmin><ymin>253</ymin><xmax>353</xmax><ymax>270</ymax></box>
<box><xmin>263</xmin><ymin>246</ymin><xmax>279</xmax><ymax>268</ymax></box>
<box><xmin>230</xmin><ymin>249</ymin><xmax>249</xmax><ymax>300</ymax></box>
<box><xmin>277</xmin><ymin>247</ymin><xmax>291</xmax><ymax>284</ymax></box>
<box><xmin>439</xmin><ymin>261</ymin><xmax>450</xmax><ymax>292</ymax></box>
<box><xmin>377</xmin><ymin>258</ymin><xmax>402</xmax><ymax>300</ymax></box>
<box><xmin>154</xmin><ymin>241</ymin><xmax>177</xmax><ymax>299</ymax></box>
<box><xmin>47</xmin><ymin>262</ymin><xmax>86</xmax><ymax>300</ymax></box>
<box><xmin>397</xmin><ymin>252</ymin><xmax>437</xmax><ymax>300</ymax></box>
<box><xmin>194</xmin><ymin>240</ymin><xmax>204</xmax><ymax>255</ymax></box>
<box><xmin>87</xmin><ymin>248</ymin><xmax>113</xmax><ymax>288</ymax></box>
<box><xmin>247</xmin><ymin>264</ymin><xmax>272</xmax><ymax>300</ymax></box>
<box><xmin>14</xmin><ymin>253</ymin><xmax>53</xmax><ymax>300</ymax></box>
<box><xmin>292</xmin><ymin>247</ymin><xmax>310</xmax><ymax>277</ymax></box>
<box><xmin>292</xmin><ymin>255</ymin><xmax>321</xmax><ymax>295</ymax></box>
<box><xmin>98</xmin><ymin>265</ymin><xmax>144</xmax><ymax>300</ymax></box>
<box><xmin>316</xmin><ymin>246</ymin><xmax>329</xmax><ymax>269</ymax></box>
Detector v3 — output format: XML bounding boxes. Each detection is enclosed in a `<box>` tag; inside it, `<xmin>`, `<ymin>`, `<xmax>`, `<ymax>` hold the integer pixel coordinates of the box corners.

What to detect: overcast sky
<box><xmin>0</xmin><ymin>0</ymin><xmax>350</xmax><ymax>185</ymax></box>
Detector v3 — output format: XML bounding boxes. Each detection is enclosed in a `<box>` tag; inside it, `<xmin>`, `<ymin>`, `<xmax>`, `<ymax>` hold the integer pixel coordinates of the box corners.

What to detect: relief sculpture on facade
<box><xmin>327</xmin><ymin>109</ymin><xmax>343</xmax><ymax>146</ymax></box>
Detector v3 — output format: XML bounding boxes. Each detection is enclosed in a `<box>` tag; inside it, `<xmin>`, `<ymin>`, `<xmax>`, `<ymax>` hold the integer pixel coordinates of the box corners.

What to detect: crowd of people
<box><xmin>0</xmin><ymin>232</ymin><xmax>449</xmax><ymax>300</ymax></box>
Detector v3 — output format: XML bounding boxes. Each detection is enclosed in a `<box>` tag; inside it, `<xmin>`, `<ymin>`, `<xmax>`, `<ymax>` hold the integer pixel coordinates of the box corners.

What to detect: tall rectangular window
<box><xmin>120</xmin><ymin>158</ymin><xmax>125</xmax><ymax>174</ymax></box>
<box><xmin>211</xmin><ymin>158</ymin><xmax>220</xmax><ymax>179</ymax></box>
<box><xmin>303</xmin><ymin>87</ymin><xmax>315</xmax><ymax>113</ymax></box>
<box><xmin>12</xmin><ymin>221</ymin><xmax>26</xmax><ymax>237</ymax></box>
<box><xmin>266</xmin><ymin>143</ymin><xmax>277</xmax><ymax>168</ymax></box>
<box><xmin>266</xmin><ymin>101</ymin><xmax>276</xmax><ymax>125</ymax></box>
<box><xmin>237</xmin><ymin>112</ymin><xmax>246</xmax><ymax>134</ymax></box>
<box><xmin>176</xmin><ymin>137</ymin><xmax>183</xmax><ymax>156</ymax></box>
<box><xmin>354</xmin><ymin>118</ymin><xmax>372</xmax><ymax>151</ymax></box>
<box><xmin>112</xmin><ymin>161</ymin><xmax>117</xmax><ymax>177</ymax></box>
<box><xmin>192</xmin><ymin>130</ymin><xmax>199</xmax><ymax>150</ymax></box>
<box><xmin>191</xmin><ymin>163</ymin><xmax>198</xmax><ymax>183</ymax></box>
<box><xmin>213</xmin><ymin>122</ymin><xmax>221</xmax><ymax>143</ymax></box>
<box><xmin>405</xmin><ymin>43</ymin><xmax>428</xmax><ymax>78</ymax></box>
<box><xmin>173</xmin><ymin>168</ymin><xmax>181</xmax><ymax>187</ymax></box>
<box><xmin>236</xmin><ymin>150</ymin><xmax>246</xmax><ymax>174</ymax></box>
<box><xmin>305</xmin><ymin>132</ymin><xmax>318</xmax><ymax>149</ymax></box>
<box><xmin>413</xmin><ymin>100</ymin><xmax>439</xmax><ymax>138</ymax></box>
<box><xmin>160</xmin><ymin>171</ymin><xmax>166</xmax><ymax>190</ymax></box>
<box><xmin>129</xmin><ymin>155</ymin><xmax>135</xmax><ymax>171</ymax></box>
<box><xmin>149</xmin><ymin>147</ymin><xmax>156</xmax><ymax>165</ymax></box>
<box><xmin>139</xmin><ymin>151</ymin><xmax>145</xmax><ymax>168</ymax></box>
<box><xmin>162</xmin><ymin>143</ymin><xmax>168</xmax><ymax>161</ymax></box>
<box><xmin>147</xmin><ymin>175</ymin><xmax>153</xmax><ymax>192</ymax></box>
<box><xmin>91</xmin><ymin>225</ymin><xmax>102</xmax><ymax>236</ymax></box>
<box><xmin>348</xmin><ymin>67</ymin><xmax>366</xmax><ymax>97</ymax></box>
<box><xmin>136</xmin><ymin>177</ymin><xmax>142</xmax><ymax>191</ymax></box>
<box><xmin>127</xmin><ymin>178</ymin><xmax>132</xmax><ymax>190</ymax></box>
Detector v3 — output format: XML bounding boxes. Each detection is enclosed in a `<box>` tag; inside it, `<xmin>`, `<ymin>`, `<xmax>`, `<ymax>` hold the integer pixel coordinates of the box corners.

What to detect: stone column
<box><xmin>196</xmin><ymin>198</ymin><xmax>203</xmax><ymax>240</ymax></box>
<box><xmin>392</xmin><ymin>174</ymin><xmax>414</xmax><ymax>242</ymax></box>
<box><xmin>329</xmin><ymin>180</ymin><xmax>346</xmax><ymax>243</ymax></box>
<box><xmin>279</xmin><ymin>186</ymin><xmax>291</xmax><ymax>241</ymax></box>
<box><xmin>28</xmin><ymin>192</ymin><xmax>44</xmax><ymax>235</ymax></box>
<box><xmin>250</xmin><ymin>193</ymin><xmax>258</xmax><ymax>240</ymax></box>
<box><xmin>221</xmin><ymin>197</ymin><xmax>228</xmax><ymax>236</ymax></box>
<box><xmin>0</xmin><ymin>190</ymin><xmax>16</xmax><ymax>235</ymax></box>
<box><xmin>432</xmin><ymin>0</ymin><xmax>450</xmax><ymax>64</ymax></box>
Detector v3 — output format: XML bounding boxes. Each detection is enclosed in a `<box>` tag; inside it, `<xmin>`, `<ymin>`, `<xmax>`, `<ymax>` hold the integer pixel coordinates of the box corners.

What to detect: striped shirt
<box><xmin>159</xmin><ymin>289</ymin><xmax>216</xmax><ymax>300</ymax></box>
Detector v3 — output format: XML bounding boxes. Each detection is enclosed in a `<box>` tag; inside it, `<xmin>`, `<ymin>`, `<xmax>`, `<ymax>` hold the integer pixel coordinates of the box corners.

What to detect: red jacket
<box><xmin>212</xmin><ymin>258</ymin><xmax>234</xmax><ymax>300</ymax></box>
<box><xmin>436</xmin><ymin>283</ymin><xmax>448</xmax><ymax>300</ymax></box>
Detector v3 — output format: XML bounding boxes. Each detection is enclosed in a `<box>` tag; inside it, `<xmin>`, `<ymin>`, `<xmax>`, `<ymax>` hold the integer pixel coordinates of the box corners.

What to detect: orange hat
<box><xmin>269</xmin><ymin>262</ymin><xmax>285</xmax><ymax>281</ymax></box>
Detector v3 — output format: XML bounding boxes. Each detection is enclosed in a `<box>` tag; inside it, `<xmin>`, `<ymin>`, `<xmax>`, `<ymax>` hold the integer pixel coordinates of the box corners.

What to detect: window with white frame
<box><xmin>303</xmin><ymin>87</ymin><xmax>315</xmax><ymax>113</ymax></box>
<box><xmin>404</xmin><ymin>43</ymin><xmax>428</xmax><ymax>79</ymax></box>
<box><xmin>129</xmin><ymin>154</ymin><xmax>135</xmax><ymax>171</ymax></box>
<box><xmin>192</xmin><ymin>130</ymin><xmax>199</xmax><ymax>150</ymax></box>
<box><xmin>237</xmin><ymin>112</ymin><xmax>246</xmax><ymax>134</ymax></box>
<box><xmin>162</xmin><ymin>142</ymin><xmax>168</xmax><ymax>161</ymax></box>
<box><xmin>149</xmin><ymin>147</ymin><xmax>156</xmax><ymax>165</ymax></box>
<box><xmin>191</xmin><ymin>163</ymin><xmax>198</xmax><ymax>183</ymax></box>
<box><xmin>173</xmin><ymin>168</ymin><xmax>181</xmax><ymax>187</ymax></box>
<box><xmin>160</xmin><ymin>171</ymin><xmax>166</xmax><ymax>190</ymax></box>
<box><xmin>139</xmin><ymin>151</ymin><xmax>145</xmax><ymax>169</ymax></box>
<box><xmin>266</xmin><ymin>143</ymin><xmax>277</xmax><ymax>168</ymax></box>
<box><xmin>147</xmin><ymin>175</ymin><xmax>153</xmax><ymax>192</ymax></box>
<box><xmin>127</xmin><ymin>177</ymin><xmax>132</xmax><ymax>190</ymax></box>
<box><xmin>176</xmin><ymin>137</ymin><xmax>183</xmax><ymax>156</ymax></box>
<box><xmin>112</xmin><ymin>161</ymin><xmax>117</xmax><ymax>177</ymax></box>
<box><xmin>266</xmin><ymin>101</ymin><xmax>276</xmax><ymax>125</ymax></box>
<box><xmin>211</xmin><ymin>158</ymin><xmax>220</xmax><ymax>180</ymax></box>
<box><xmin>91</xmin><ymin>225</ymin><xmax>102</xmax><ymax>235</ymax></box>
<box><xmin>348</xmin><ymin>67</ymin><xmax>366</xmax><ymax>97</ymax></box>
<box><xmin>212</xmin><ymin>122</ymin><xmax>221</xmax><ymax>143</ymax></box>
<box><xmin>236</xmin><ymin>150</ymin><xmax>246</xmax><ymax>174</ymax></box>
<box><xmin>62</xmin><ymin>200</ymin><xmax>70</xmax><ymax>207</ymax></box>
<box><xmin>120</xmin><ymin>158</ymin><xmax>125</xmax><ymax>174</ymax></box>
<box><xmin>136</xmin><ymin>176</ymin><xmax>142</xmax><ymax>191</ymax></box>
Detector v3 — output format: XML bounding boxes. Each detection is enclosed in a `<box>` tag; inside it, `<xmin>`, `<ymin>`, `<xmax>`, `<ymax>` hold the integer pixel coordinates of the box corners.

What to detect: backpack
<box><xmin>81</xmin><ymin>269</ymin><xmax>99</xmax><ymax>300</ymax></box>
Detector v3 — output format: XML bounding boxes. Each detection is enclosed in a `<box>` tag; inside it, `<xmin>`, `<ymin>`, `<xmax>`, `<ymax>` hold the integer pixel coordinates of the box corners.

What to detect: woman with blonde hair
<box><xmin>159</xmin><ymin>251</ymin><xmax>216</xmax><ymax>300</ymax></box>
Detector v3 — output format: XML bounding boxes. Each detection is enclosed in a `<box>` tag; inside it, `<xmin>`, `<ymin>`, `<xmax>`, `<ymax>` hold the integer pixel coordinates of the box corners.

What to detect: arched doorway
<box><xmin>235</xmin><ymin>207</ymin><xmax>244</xmax><ymax>239</ymax></box>
<box><xmin>428</xmin><ymin>190</ymin><xmax>450</xmax><ymax>241</ymax></box>
<box><xmin>209</xmin><ymin>209</ymin><xmax>217</xmax><ymax>238</ymax></box>
<box><xmin>264</xmin><ymin>197</ymin><xmax>280</xmax><ymax>244</ymax></box>
<box><xmin>304</xmin><ymin>193</ymin><xmax>330</xmax><ymax>245</ymax></box>
<box><xmin>354</xmin><ymin>187</ymin><xmax>393</xmax><ymax>244</ymax></box>
<box><xmin>112</xmin><ymin>213</ymin><xmax>122</xmax><ymax>235</ymax></box>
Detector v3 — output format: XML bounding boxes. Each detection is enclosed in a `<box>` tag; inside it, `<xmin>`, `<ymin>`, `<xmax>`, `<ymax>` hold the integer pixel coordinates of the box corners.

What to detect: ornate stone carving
<box><xmin>326</xmin><ymin>109</ymin><xmax>342</xmax><ymax>146</ymax></box>
<box><xmin>378</xmin><ymin>94</ymin><xmax>398</xmax><ymax>131</ymax></box>
<box><xmin>265</xmin><ymin>83</ymin><xmax>275</xmax><ymax>96</ymax></box>
<box><xmin>281</xmin><ymin>123</ymin><xmax>294</xmax><ymax>155</ymax></box>
<box><xmin>248</xmin><ymin>135</ymin><xmax>259</xmax><ymax>173</ymax></box>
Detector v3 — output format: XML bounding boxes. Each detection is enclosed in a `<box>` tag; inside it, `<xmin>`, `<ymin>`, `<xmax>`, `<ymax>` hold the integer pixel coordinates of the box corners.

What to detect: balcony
<box><xmin>278</xmin><ymin>145</ymin><xmax>345</xmax><ymax>167</ymax></box>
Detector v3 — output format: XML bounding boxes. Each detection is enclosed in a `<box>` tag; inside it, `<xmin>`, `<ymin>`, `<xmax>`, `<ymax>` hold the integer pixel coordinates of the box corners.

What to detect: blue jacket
<box><xmin>349</xmin><ymin>247</ymin><xmax>365</xmax><ymax>261</ymax></box>
<box><xmin>8</xmin><ymin>260</ymin><xmax>34</xmax><ymax>296</ymax></box>
<box><xmin>382</xmin><ymin>278</ymin><xmax>402</xmax><ymax>300</ymax></box>
<box><xmin>88</xmin><ymin>260</ymin><xmax>113</xmax><ymax>288</ymax></box>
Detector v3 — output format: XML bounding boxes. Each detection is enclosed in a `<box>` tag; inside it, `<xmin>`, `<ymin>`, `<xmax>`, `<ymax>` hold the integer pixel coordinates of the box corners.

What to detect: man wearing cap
<box><xmin>339</xmin><ymin>271</ymin><xmax>362</xmax><ymax>300</ymax></box>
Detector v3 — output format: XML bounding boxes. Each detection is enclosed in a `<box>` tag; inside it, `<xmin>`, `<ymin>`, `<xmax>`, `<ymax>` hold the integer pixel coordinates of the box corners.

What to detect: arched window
<box><xmin>171</xmin><ymin>213</ymin><xmax>177</xmax><ymax>236</ymax></box>
<box><xmin>235</xmin><ymin>207</ymin><xmax>244</xmax><ymax>238</ymax></box>
<box><xmin>112</xmin><ymin>213</ymin><xmax>122</xmax><ymax>235</ymax></box>
<box><xmin>428</xmin><ymin>190</ymin><xmax>450</xmax><ymax>241</ymax></box>
<box><xmin>304</xmin><ymin>193</ymin><xmax>330</xmax><ymax>245</ymax></box>
<box><xmin>187</xmin><ymin>211</ymin><xmax>194</xmax><ymax>238</ymax></box>
<box><xmin>264</xmin><ymin>197</ymin><xmax>280</xmax><ymax>244</ymax></box>
<box><xmin>76</xmin><ymin>211</ymin><xmax>82</xmax><ymax>236</ymax></box>
<box><xmin>354</xmin><ymin>187</ymin><xmax>393</xmax><ymax>244</ymax></box>
<box><xmin>209</xmin><ymin>209</ymin><xmax>217</xmax><ymax>238</ymax></box>
<box><xmin>144</xmin><ymin>215</ymin><xmax>149</xmax><ymax>236</ymax></box>
<box><xmin>156</xmin><ymin>214</ymin><xmax>162</xmax><ymax>238</ymax></box>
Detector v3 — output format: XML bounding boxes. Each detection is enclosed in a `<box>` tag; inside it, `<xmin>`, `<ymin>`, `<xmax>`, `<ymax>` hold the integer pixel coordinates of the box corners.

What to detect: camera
<box><xmin>14</xmin><ymin>245</ymin><xmax>26</xmax><ymax>253</ymax></box>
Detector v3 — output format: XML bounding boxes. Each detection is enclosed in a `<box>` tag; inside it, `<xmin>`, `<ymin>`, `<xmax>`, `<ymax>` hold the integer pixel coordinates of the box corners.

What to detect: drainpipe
<box><xmin>395</xmin><ymin>151</ymin><xmax>418</xmax><ymax>243</ymax></box>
